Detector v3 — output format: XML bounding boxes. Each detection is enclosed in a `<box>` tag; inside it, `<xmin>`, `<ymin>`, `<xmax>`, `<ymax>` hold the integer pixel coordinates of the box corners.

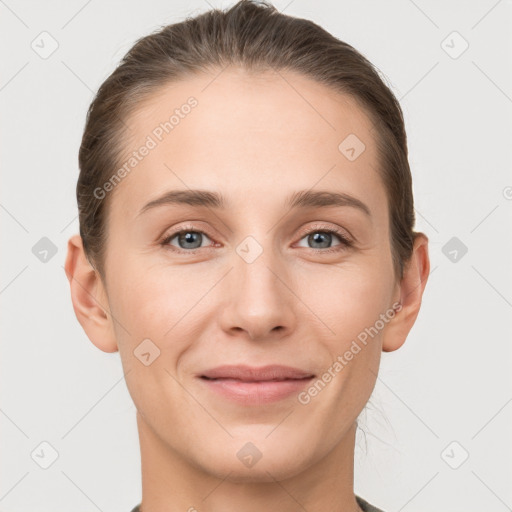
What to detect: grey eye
<box><xmin>307</xmin><ymin>232</ymin><xmax>333</xmax><ymax>249</ymax></box>
<box><xmin>296</xmin><ymin>230</ymin><xmax>344</xmax><ymax>250</ymax></box>
<box><xmin>169</xmin><ymin>231</ymin><xmax>211</xmax><ymax>250</ymax></box>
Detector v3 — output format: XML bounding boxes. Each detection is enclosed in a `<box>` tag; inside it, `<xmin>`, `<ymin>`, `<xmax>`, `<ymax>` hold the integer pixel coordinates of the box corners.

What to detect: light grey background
<box><xmin>1</xmin><ymin>1</ymin><xmax>511</xmax><ymax>511</ymax></box>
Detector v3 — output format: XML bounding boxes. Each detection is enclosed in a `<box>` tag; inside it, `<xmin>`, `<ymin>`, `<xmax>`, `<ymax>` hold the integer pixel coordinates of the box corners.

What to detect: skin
<box><xmin>65</xmin><ymin>67</ymin><xmax>429</xmax><ymax>512</ymax></box>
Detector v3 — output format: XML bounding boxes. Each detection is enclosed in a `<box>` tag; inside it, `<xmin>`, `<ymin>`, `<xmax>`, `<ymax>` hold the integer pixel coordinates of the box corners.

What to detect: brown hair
<box><xmin>78</xmin><ymin>0</ymin><xmax>417</xmax><ymax>281</ymax></box>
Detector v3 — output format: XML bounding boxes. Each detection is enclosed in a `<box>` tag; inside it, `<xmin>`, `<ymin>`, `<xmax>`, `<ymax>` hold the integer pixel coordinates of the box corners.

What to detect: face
<box><xmin>97</xmin><ymin>68</ymin><xmax>402</xmax><ymax>481</ymax></box>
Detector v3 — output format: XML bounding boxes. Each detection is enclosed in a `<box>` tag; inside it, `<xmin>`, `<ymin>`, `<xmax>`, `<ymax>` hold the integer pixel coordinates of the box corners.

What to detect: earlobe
<box><xmin>382</xmin><ymin>233</ymin><xmax>430</xmax><ymax>353</ymax></box>
<box><xmin>64</xmin><ymin>234</ymin><xmax>118</xmax><ymax>353</ymax></box>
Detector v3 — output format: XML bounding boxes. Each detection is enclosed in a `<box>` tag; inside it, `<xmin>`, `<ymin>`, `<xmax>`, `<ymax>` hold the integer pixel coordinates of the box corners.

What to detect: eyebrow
<box><xmin>138</xmin><ymin>189</ymin><xmax>371</xmax><ymax>217</ymax></box>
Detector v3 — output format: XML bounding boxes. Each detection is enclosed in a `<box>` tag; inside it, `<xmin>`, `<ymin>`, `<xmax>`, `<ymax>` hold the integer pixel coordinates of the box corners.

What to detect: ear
<box><xmin>64</xmin><ymin>234</ymin><xmax>118</xmax><ymax>353</ymax></box>
<box><xmin>382</xmin><ymin>233</ymin><xmax>430</xmax><ymax>352</ymax></box>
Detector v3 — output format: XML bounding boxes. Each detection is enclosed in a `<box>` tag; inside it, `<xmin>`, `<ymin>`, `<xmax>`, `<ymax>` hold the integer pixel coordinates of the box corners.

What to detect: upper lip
<box><xmin>200</xmin><ymin>364</ymin><xmax>315</xmax><ymax>382</ymax></box>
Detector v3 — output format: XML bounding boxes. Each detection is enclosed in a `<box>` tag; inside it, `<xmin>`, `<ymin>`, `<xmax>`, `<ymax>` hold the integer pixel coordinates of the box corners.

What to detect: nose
<box><xmin>218</xmin><ymin>242</ymin><xmax>297</xmax><ymax>342</ymax></box>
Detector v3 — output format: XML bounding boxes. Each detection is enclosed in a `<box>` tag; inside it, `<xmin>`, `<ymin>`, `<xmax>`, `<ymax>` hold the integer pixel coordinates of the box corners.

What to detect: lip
<box><xmin>198</xmin><ymin>364</ymin><xmax>315</xmax><ymax>405</ymax></box>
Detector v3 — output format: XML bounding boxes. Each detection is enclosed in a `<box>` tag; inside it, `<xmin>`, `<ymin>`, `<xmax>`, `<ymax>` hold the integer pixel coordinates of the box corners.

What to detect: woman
<box><xmin>65</xmin><ymin>1</ymin><xmax>430</xmax><ymax>511</ymax></box>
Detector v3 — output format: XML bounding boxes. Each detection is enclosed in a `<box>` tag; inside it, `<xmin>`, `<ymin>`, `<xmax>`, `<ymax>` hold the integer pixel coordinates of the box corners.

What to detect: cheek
<box><xmin>108</xmin><ymin>259</ymin><xmax>212</xmax><ymax>347</ymax></box>
<box><xmin>108</xmin><ymin>263</ymin><xmax>200</xmax><ymax>419</ymax></box>
<box><xmin>299</xmin><ymin>262</ymin><xmax>393</xmax><ymax>345</ymax></box>
<box><xmin>108</xmin><ymin>238</ymin><xmax>394</xmax><ymax>357</ymax></box>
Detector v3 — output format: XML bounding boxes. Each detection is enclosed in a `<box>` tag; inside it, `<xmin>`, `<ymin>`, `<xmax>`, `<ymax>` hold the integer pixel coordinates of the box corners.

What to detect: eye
<box><xmin>161</xmin><ymin>228</ymin><xmax>214</xmax><ymax>252</ymax></box>
<box><xmin>159</xmin><ymin>224</ymin><xmax>352</xmax><ymax>255</ymax></box>
<box><xmin>296</xmin><ymin>227</ymin><xmax>352</xmax><ymax>252</ymax></box>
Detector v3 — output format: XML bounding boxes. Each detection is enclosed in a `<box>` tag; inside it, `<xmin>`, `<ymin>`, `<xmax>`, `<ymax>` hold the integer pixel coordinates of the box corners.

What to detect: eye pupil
<box><xmin>309</xmin><ymin>232</ymin><xmax>331</xmax><ymax>249</ymax></box>
<box><xmin>179</xmin><ymin>231</ymin><xmax>202</xmax><ymax>249</ymax></box>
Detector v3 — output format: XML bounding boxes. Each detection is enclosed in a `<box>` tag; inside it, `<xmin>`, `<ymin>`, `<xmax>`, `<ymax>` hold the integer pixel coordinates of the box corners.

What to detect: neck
<box><xmin>136</xmin><ymin>411</ymin><xmax>362</xmax><ymax>512</ymax></box>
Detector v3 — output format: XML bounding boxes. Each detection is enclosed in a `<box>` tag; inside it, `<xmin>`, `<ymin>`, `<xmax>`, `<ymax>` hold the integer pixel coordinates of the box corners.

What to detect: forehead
<box><xmin>112</xmin><ymin>67</ymin><xmax>386</xmax><ymax>220</ymax></box>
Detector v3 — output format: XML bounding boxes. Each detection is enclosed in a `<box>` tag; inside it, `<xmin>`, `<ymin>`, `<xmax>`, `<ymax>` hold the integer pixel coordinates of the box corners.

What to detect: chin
<box><xmin>195</xmin><ymin>442</ymin><xmax>312</xmax><ymax>483</ymax></box>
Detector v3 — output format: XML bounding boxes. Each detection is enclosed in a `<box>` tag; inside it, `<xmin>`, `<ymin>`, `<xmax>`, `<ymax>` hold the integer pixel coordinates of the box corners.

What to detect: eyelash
<box><xmin>297</xmin><ymin>224</ymin><xmax>353</xmax><ymax>253</ymax></box>
<box><xmin>159</xmin><ymin>223</ymin><xmax>353</xmax><ymax>255</ymax></box>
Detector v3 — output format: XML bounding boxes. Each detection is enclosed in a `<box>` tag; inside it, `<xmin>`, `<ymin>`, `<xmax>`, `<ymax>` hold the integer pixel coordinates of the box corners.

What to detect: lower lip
<box><xmin>199</xmin><ymin>377</ymin><xmax>314</xmax><ymax>405</ymax></box>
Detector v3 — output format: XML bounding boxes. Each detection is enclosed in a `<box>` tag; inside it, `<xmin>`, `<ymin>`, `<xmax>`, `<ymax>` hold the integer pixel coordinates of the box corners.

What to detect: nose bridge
<box><xmin>220</xmin><ymin>233</ymin><xmax>296</xmax><ymax>340</ymax></box>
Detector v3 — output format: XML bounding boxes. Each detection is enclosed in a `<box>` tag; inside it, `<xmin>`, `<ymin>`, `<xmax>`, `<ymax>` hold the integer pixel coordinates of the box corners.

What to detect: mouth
<box><xmin>198</xmin><ymin>365</ymin><xmax>315</xmax><ymax>405</ymax></box>
<box><xmin>200</xmin><ymin>364</ymin><xmax>315</xmax><ymax>381</ymax></box>
<box><xmin>200</xmin><ymin>376</ymin><xmax>313</xmax><ymax>382</ymax></box>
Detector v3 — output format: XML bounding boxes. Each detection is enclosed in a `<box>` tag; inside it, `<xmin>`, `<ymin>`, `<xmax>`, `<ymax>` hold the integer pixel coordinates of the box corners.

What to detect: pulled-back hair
<box><xmin>78</xmin><ymin>0</ymin><xmax>417</xmax><ymax>281</ymax></box>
